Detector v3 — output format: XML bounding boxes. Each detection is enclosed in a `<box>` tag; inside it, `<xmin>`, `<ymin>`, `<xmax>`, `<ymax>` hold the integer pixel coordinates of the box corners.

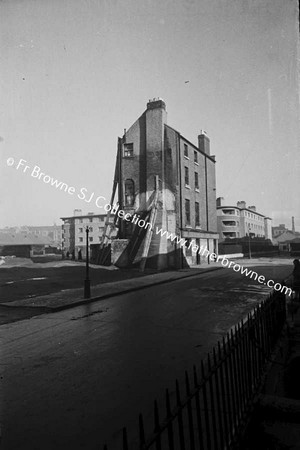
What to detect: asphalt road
<box><xmin>0</xmin><ymin>264</ymin><xmax>291</xmax><ymax>450</ymax></box>
<box><xmin>0</xmin><ymin>264</ymin><xmax>145</xmax><ymax>304</ymax></box>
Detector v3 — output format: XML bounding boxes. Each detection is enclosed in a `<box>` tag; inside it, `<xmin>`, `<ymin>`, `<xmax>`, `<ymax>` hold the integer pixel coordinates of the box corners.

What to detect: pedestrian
<box><xmin>286</xmin><ymin>259</ymin><xmax>300</xmax><ymax>301</ymax></box>
<box><xmin>292</xmin><ymin>259</ymin><xmax>300</xmax><ymax>300</ymax></box>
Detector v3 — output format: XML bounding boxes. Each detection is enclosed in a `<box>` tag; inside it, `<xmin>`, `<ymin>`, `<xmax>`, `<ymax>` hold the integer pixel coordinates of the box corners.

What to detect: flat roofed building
<box><xmin>216</xmin><ymin>198</ymin><xmax>272</xmax><ymax>242</ymax></box>
<box><xmin>61</xmin><ymin>210</ymin><xmax>116</xmax><ymax>259</ymax></box>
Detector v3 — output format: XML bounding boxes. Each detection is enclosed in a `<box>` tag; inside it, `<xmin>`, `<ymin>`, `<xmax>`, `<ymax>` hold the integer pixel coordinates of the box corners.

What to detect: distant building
<box><xmin>113</xmin><ymin>98</ymin><xmax>219</xmax><ymax>268</ymax></box>
<box><xmin>272</xmin><ymin>218</ymin><xmax>299</xmax><ymax>240</ymax></box>
<box><xmin>289</xmin><ymin>238</ymin><xmax>300</xmax><ymax>256</ymax></box>
<box><xmin>60</xmin><ymin>210</ymin><xmax>116</xmax><ymax>258</ymax></box>
<box><xmin>0</xmin><ymin>225</ymin><xmax>62</xmax><ymax>248</ymax></box>
<box><xmin>272</xmin><ymin>224</ymin><xmax>288</xmax><ymax>238</ymax></box>
<box><xmin>272</xmin><ymin>217</ymin><xmax>300</xmax><ymax>251</ymax></box>
<box><xmin>0</xmin><ymin>232</ymin><xmax>53</xmax><ymax>258</ymax></box>
<box><xmin>216</xmin><ymin>198</ymin><xmax>272</xmax><ymax>242</ymax></box>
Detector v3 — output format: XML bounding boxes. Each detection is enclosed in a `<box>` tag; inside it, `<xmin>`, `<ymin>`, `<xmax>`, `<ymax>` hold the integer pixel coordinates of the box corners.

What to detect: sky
<box><xmin>0</xmin><ymin>0</ymin><xmax>299</xmax><ymax>230</ymax></box>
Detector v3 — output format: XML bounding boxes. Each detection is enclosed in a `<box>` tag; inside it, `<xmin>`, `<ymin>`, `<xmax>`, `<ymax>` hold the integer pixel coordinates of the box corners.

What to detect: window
<box><xmin>124</xmin><ymin>143</ymin><xmax>133</xmax><ymax>157</ymax></box>
<box><xmin>185</xmin><ymin>199</ymin><xmax>191</xmax><ymax>225</ymax></box>
<box><xmin>79</xmin><ymin>237</ymin><xmax>83</xmax><ymax>242</ymax></box>
<box><xmin>223</xmin><ymin>232</ymin><xmax>236</xmax><ymax>238</ymax></box>
<box><xmin>195</xmin><ymin>202</ymin><xmax>200</xmax><ymax>226</ymax></box>
<box><xmin>125</xmin><ymin>179</ymin><xmax>135</xmax><ymax>206</ymax></box>
<box><xmin>80</xmin><ymin>219</ymin><xmax>83</xmax><ymax>223</ymax></box>
<box><xmin>98</xmin><ymin>226</ymin><xmax>102</xmax><ymax>231</ymax></box>
<box><xmin>222</xmin><ymin>220</ymin><xmax>237</xmax><ymax>227</ymax></box>
<box><xmin>184</xmin><ymin>143</ymin><xmax>188</xmax><ymax>158</ymax></box>
<box><xmin>222</xmin><ymin>209</ymin><xmax>236</xmax><ymax>215</ymax></box>
<box><xmin>186</xmin><ymin>238</ymin><xmax>192</xmax><ymax>256</ymax></box>
<box><xmin>194</xmin><ymin>172</ymin><xmax>199</xmax><ymax>190</ymax></box>
<box><xmin>89</xmin><ymin>218</ymin><xmax>93</xmax><ymax>222</ymax></box>
<box><xmin>89</xmin><ymin>227</ymin><xmax>93</xmax><ymax>232</ymax></box>
<box><xmin>89</xmin><ymin>237</ymin><xmax>93</xmax><ymax>242</ymax></box>
<box><xmin>194</xmin><ymin>151</ymin><xmax>198</xmax><ymax>163</ymax></box>
<box><xmin>79</xmin><ymin>228</ymin><xmax>83</xmax><ymax>233</ymax></box>
<box><xmin>185</xmin><ymin>167</ymin><xmax>189</xmax><ymax>186</ymax></box>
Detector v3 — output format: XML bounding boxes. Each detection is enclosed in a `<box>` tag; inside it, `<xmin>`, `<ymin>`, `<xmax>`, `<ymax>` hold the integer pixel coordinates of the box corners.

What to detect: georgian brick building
<box><xmin>114</xmin><ymin>98</ymin><xmax>219</xmax><ymax>269</ymax></box>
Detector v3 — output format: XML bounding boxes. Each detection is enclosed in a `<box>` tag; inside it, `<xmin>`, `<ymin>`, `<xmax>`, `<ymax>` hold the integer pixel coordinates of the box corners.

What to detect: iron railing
<box><xmin>104</xmin><ymin>291</ymin><xmax>286</xmax><ymax>450</ymax></box>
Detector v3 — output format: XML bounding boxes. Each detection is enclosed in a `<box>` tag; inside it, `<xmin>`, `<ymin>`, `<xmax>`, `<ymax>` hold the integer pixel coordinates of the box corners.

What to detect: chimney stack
<box><xmin>146</xmin><ymin>97</ymin><xmax>166</xmax><ymax>111</ymax></box>
<box><xmin>216</xmin><ymin>197</ymin><xmax>224</xmax><ymax>207</ymax></box>
<box><xmin>292</xmin><ymin>216</ymin><xmax>295</xmax><ymax>233</ymax></box>
<box><xmin>198</xmin><ymin>131</ymin><xmax>210</xmax><ymax>155</ymax></box>
<box><xmin>237</xmin><ymin>201</ymin><xmax>246</xmax><ymax>209</ymax></box>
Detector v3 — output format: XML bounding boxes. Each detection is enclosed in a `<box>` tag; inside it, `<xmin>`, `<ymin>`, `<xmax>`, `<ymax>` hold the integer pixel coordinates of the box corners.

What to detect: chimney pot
<box><xmin>146</xmin><ymin>98</ymin><xmax>166</xmax><ymax>110</ymax></box>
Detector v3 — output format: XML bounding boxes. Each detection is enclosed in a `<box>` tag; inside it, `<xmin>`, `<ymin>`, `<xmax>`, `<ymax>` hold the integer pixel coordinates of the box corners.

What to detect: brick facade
<box><xmin>116</xmin><ymin>99</ymin><xmax>219</xmax><ymax>269</ymax></box>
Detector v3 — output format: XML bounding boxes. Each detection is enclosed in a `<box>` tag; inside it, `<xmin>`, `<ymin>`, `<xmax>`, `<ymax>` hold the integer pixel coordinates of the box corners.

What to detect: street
<box><xmin>0</xmin><ymin>262</ymin><xmax>145</xmax><ymax>304</ymax></box>
<box><xmin>0</xmin><ymin>263</ymin><xmax>291</xmax><ymax>450</ymax></box>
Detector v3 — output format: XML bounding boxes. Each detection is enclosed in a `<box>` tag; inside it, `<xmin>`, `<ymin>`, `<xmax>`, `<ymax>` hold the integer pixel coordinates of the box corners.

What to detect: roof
<box><xmin>273</xmin><ymin>230</ymin><xmax>299</xmax><ymax>243</ymax></box>
<box><xmin>0</xmin><ymin>232</ymin><xmax>52</xmax><ymax>246</ymax></box>
<box><xmin>60</xmin><ymin>213</ymin><xmax>112</xmax><ymax>220</ymax></box>
<box><xmin>217</xmin><ymin>205</ymin><xmax>269</xmax><ymax>219</ymax></box>
<box><xmin>288</xmin><ymin>238</ymin><xmax>300</xmax><ymax>244</ymax></box>
<box><xmin>164</xmin><ymin>124</ymin><xmax>216</xmax><ymax>163</ymax></box>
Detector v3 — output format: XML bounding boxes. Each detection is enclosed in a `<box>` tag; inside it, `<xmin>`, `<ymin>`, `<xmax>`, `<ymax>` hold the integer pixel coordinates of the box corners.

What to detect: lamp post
<box><xmin>248</xmin><ymin>225</ymin><xmax>252</xmax><ymax>259</ymax></box>
<box><xmin>84</xmin><ymin>226</ymin><xmax>91</xmax><ymax>298</ymax></box>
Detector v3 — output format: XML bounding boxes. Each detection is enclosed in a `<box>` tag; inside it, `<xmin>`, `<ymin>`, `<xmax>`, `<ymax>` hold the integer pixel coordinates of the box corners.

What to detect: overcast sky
<box><xmin>0</xmin><ymin>0</ymin><xmax>299</xmax><ymax>230</ymax></box>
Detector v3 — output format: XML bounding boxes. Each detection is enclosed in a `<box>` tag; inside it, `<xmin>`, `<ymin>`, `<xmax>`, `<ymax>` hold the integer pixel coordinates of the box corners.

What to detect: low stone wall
<box><xmin>111</xmin><ymin>239</ymin><xmax>129</xmax><ymax>267</ymax></box>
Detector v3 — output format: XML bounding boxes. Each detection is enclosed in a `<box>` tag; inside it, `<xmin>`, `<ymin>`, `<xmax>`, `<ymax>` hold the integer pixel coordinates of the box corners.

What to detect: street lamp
<box><xmin>84</xmin><ymin>226</ymin><xmax>91</xmax><ymax>298</ymax></box>
<box><xmin>248</xmin><ymin>225</ymin><xmax>252</xmax><ymax>259</ymax></box>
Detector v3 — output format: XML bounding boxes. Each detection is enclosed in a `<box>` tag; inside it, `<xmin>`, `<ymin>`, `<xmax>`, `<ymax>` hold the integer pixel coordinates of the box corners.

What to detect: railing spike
<box><xmin>122</xmin><ymin>427</ymin><xmax>129</xmax><ymax>450</ymax></box>
<box><xmin>193</xmin><ymin>364</ymin><xmax>198</xmax><ymax>387</ymax></box>
<box><xmin>185</xmin><ymin>370</ymin><xmax>191</xmax><ymax>395</ymax></box>
<box><xmin>139</xmin><ymin>413</ymin><xmax>146</xmax><ymax>446</ymax></box>
<box><xmin>207</xmin><ymin>352</ymin><xmax>212</xmax><ymax>371</ymax></box>
<box><xmin>218</xmin><ymin>340</ymin><xmax>222</xmax><ymax>358</ymax></box>
<box><xmin>166</xmin><ymin>388</ymin><xmax>171</xmax><ymax>417</ymax></box>
<box><xmin>213</xmin><ymin>346</ymin><xmax>217</xmax><ymax>364</ymax></box>
<box><xmin>154</xmin><ymin>399</ymin><xmax>160</xmax><ymax>431</ymax></box>
<box><xmin>176</xmin><ymin>379</ymin><xmax>181</xmax><ymax>405</ymax></box>
<box><xmin>201</xmin><ymin>359</ymin><xmax>206</xmax><ymax>379</ymax></box>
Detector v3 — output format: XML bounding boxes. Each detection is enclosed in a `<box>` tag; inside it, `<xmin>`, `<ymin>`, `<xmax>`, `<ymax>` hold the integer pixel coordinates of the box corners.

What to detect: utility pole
<box><xmin>248</xmin><ymin>225</ymin><xmax>252</xmax><ymax>259</ymax></box>
<box><xmin>84</xmin><ymin>226</ymin><xmax>91</xmax><ymax>298</ymax></box>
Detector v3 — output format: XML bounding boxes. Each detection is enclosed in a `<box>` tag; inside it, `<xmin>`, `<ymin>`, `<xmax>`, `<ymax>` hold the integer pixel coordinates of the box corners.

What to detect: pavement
<box><xmin>0</xmin><ymin>256</ymin><xmax>293</xmax><ymax>312</ymax></box>
<box><xmin>0</xmin><ymin>263</ymin><xmax>223</xmax><ymax>311</ymax></box>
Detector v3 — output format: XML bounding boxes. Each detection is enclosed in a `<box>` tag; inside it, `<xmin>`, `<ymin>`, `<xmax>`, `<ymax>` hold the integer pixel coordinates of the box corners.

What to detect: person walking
<box><xmin>287</xmin><ymin>259</ymin><xmax>300</xmax><ymax>301</ymax></box>
<box><xmin>292</xmin><ymin>259</ymin><xmax>300</xmax><ymax>300</ymax></box>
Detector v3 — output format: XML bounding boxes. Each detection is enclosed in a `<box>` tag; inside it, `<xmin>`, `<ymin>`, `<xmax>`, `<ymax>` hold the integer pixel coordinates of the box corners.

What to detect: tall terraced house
<box><xmin>105</xmin><ymin>98</ymin><xmax>219</xmax><ymax>269</ymax></box>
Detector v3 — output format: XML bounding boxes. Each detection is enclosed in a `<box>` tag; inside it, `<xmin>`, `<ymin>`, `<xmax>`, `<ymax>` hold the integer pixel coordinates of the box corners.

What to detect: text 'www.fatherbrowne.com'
<box><xmin>155</xmin><ymin>227</ymin><xmax>292</xmax><ymax>296</ymax></box>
